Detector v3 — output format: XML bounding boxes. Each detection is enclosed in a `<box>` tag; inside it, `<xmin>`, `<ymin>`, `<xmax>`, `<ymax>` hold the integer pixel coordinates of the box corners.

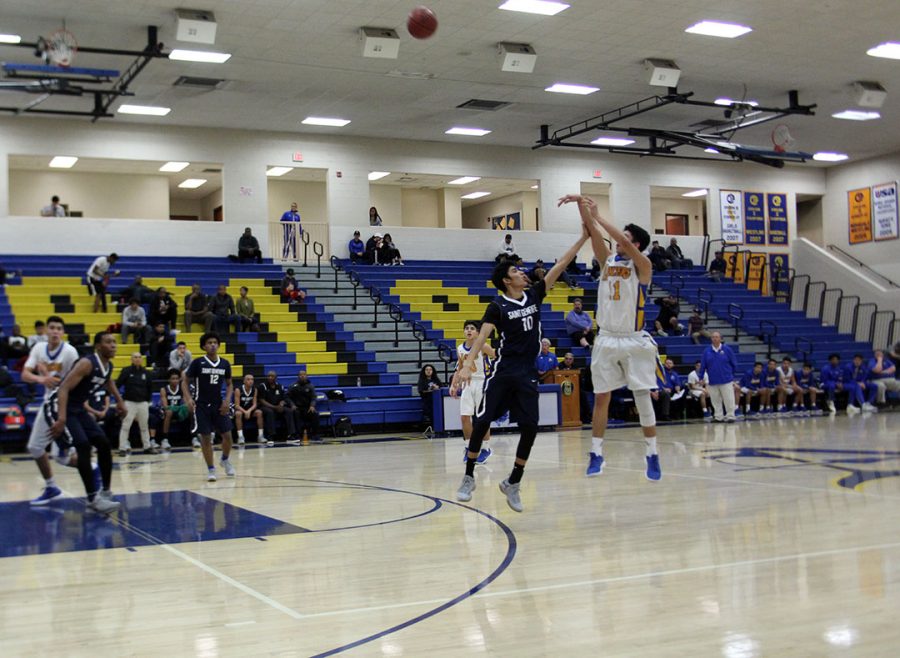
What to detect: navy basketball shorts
<box><xmin>474</xmin><ymin>363</ymin><xmax>540</xmax><ymax>427</ymax></box>
<box><xmin>195</xmin><ymin>401</ymin><xmax>233</xmax><ymax>436</ymax></box>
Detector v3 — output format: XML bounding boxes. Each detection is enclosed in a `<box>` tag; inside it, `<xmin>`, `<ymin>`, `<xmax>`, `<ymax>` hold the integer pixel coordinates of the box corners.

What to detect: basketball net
<box><xmin>771</xmin><ymin>124</ymin><xmax>794</xmax><ymax>154</ymax></box>
<box><xmin>44</xmin><ymin>28</ymin><xmax>78</xmax><ymax>67</ymax></box>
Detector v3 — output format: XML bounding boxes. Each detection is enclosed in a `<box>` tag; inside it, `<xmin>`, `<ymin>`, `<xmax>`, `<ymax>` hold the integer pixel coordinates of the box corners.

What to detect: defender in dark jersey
<box><xmin>49</xmin><ymin>331</ymin><xmax>126</xmax><ymax>514</ymax></box>
<box><xmin>183</xmin><ymin>332</ymin><xmax>235</xmax><ymax>482</ymax></box>
<box><xmin>452</xmin><ymin>227</ymin><xmax>589</xmax><ymax>511</ymax></box>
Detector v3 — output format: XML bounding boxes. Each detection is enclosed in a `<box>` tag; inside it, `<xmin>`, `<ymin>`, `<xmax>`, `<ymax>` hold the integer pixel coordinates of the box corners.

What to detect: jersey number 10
<box><xmin>521</xmin><ymin>316</ymin><xmax>534</xmax><ymax>331</ymax></box>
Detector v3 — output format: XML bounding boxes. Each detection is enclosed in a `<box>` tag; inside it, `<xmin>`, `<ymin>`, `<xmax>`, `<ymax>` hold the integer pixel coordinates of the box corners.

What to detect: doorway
<box><xmin>665</xmin><ymin>213</ymin><xmax>688</xmax><ymax>235</ymax></box>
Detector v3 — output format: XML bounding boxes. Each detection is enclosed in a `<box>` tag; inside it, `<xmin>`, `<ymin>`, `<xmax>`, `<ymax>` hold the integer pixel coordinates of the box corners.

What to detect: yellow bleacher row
<box><xmin>6</xmin><ymin>277</ymin><xmax>348</xmax><ymax>377</ymax></box>
<box><xmin>390</xmin><ymin>279</ymin><xmax>591</xmax><ymax>347</ymax></box>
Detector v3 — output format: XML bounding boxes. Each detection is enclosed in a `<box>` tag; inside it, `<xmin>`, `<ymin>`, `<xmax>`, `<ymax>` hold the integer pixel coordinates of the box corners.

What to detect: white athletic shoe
<box><xmin>827</xmin><ymin>400</ymin><xmax>836</xmax><ymax>414</ymax></box>
<box><xmin>207</xmin><ymin>469</ymin><xmax>217</xmax><ymax>482</ymax></box>
<box><xmin>862</xmin><ymin>403</ymin><xmax>878</xmax><ymax>413</ymax></box>
<box><xmin>161</xmin><ymin>438</ymin><xmax>172</xmax><ymax>451</ymax></box>
<box><xmin>846</xmin><ymin>404</ymin><xmax>861</xmax><ymax>415</ymax></box>
<box><xmin>221</xmin><ymin>459</ymin><xmax>236</xmax><ymax>477</ymax></box>
<box><xmin>88</xmin><ymin>496</ymin><xmax>121</xmax><ymax>514</ymax></box>
<box><xmin>192</xmin><ymin>437</ymin><xmax>202</xmax><ymax>449</ymax></box>
<box><xmin>237</xmin><ymin>435</ymin><xmax>246</xmax><ymax>445</ymax></box>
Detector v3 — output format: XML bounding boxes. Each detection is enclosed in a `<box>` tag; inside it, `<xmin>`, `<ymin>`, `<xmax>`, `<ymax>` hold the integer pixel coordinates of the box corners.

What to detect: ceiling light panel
<box><xmin>266</xmin><ymin>167</ymin><xmax>293</xmax><ymax>177</ymax></box>
<box><xmin>498</xmin><ymin>1</ymin><xmax>570</xmax><ymax>16</ymax></box>
<box><xmin>0</xmin><ymin>34</ymin><xmax>22</xmax><ymax>44</ymax></box>
<box><xmin>49</xmin><ymin>156</ymin><xmax>78</xmax><ymax>168</ymax></box>
<box><xmin>832</xmin><ymin>110</ymin><xmax>881</xmax><ymax>121</ymax></box>
<box><xmin>169</xmin><ymin>49</ymin><xmax>231</xmax><ymax>63</ymax></box>
<box><xmin>685</xmin><ymin>20</ymin><xmax>752</xmax><ymax>38</ymax></box>
<box><xmin>448</xmin><ymin>176</ymin><xmax>481</xmax><ymax>185</ymax></box>
<box><xmin>866</xmin><ymin>42</ymin><xmax>900</xmax><ymax>60</ymax></box>
<box><xmin>545</xmin><ymin>83</ymin><xmax>599</xmax><ymax>95</ymax></box>
<box><xmin>591</xmin><ymin>137</ymin><xmax>635</xmax><ymax>146</ymax></box>
<box><xmin>159</xmin><ymin>161</ymin><xmax>190</xmax><ymax>172</ymax></box>
<box><xmin>368</xmin><ymin>171</ymin><xmax>391</xmax><ymax>181</ymax></box>
<box><xmin>117</xmin><ymin>104</ymin><xmax>171</xmax><ymax>116</ymax></box>
<box><xmin>178</xmin><ymin>178</ymin><xmax>207</xmax><ymax>188</ymax></box>
<box><xmin>301</xmin><ymin>117</ymin><xmax>351</xmax><ymax>127</ymax></box>
<box><xmin>682</xmin><ymin>189</ymin><xmax>708</xmax><ymax>197</ymax></box>
<box><xmin>812</xmin><ymin>152</ymin><xmax>849</xmax><ymax>162</ymax></box>
<box><xmin>461</xmin><ymin>191</ymin><xmax>491</xmax><ymax>199</ymax></box>
<box><xmin>445</xmin><ymin>127</ymin><xmax>491</xmax><ymax>136</ymax></box>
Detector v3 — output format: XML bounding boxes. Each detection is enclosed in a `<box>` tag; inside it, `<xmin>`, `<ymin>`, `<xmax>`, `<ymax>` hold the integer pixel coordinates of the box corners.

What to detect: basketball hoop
<box><xmin>46</xmin><ymin>28</ymin><xmax>78</xmax><ymax>67</ymax></box>
<box><xmin>771</xmin><ymin>124</ymin><xmax>795</xmax><ymax>153</ymax></box>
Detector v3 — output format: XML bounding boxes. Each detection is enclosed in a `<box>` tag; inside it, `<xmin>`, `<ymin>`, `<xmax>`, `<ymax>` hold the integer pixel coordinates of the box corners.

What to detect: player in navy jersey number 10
<box><xmin>183</xmin><ymin>332</ymin><xmax>236</xmax><ymax>482</ymax></box>
<box><xmin>453</xmin><ymin>224</ymin><xmax>589</xmax><ymax>512</ymax></box>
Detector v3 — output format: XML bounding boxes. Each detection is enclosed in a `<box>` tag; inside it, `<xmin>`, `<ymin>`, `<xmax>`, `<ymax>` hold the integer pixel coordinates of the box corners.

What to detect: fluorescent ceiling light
<box><xmin>591</xmin><ymin>137</ymin><xmax>635</xmax><ymax>146</ymax></box>
<box><xmin>445</xmin><ymin>127</ymin><xmax>491</xmax><ymax>136</ymax></box>
<box><xmin>498</xmin><ymin>0</ymin><xmax>570</xmax><ymax>16</ymax></box>
<box><xmin>704</xmin><ymin>148</ymin><xmax>720</xmax><ymax>154</ymax></box>
<box><xmin>118</xmin><ymin>104</ymin><xmax>171</xmax><ymax>116</ymax></box>
<box><xmin>685</xmin><ymin>20</ymin><xmax>752</xmax><ymax>38</ymax></box>
<box><xmin>0</xmin><ymin>34</ymin><xmax>22</xmax><ymax>44</ymax></box>
<box><xmin>545</xmin><ymin>83</ymin><xmax>599</xmax><ymax>95</ymax></box>
<box><xmin>169</xmin><ymin>49</ymin><xmax>231</xmax><ymax>63</ymax></box>
<box><xmin>812</xmin><ymin>152</ymin><xmax>849</xmax><ymax>162</ymax></box>
<box><xmin>832</xmin><ymin>110</ymin><xmax>881</xmax><ymax>121</ymax></box>
<box><xmin>714</xmin><ymin>98</ymin><xmax>758</xmax><ymax>107</ymax></box>
<box><xmin>368</xmin><ymin>171</ymin><xmax>391</xmax><ymax>181</ymax></box>
<box><xmin>866</xmin><ymin>42</ymin><xmax>900</xmax><ymax>60</ymax></box>
<box><xmin>530</xmin><ymin>185</ymin><xmax>539</xmax><ymax>189</ymax></box>
<box><xmin>461</xmin><ymin>191</ymin><xmax>491</xmax><ymax>200</ymax></box>
<box><xmin>682</xmin><ymin>189</ymin><xmax>708</xmax><ymax>197</ymax></box>
<box><xmin>159</xmin><ymin>161</ymin><xmax>189</xmax><ymax>172</ymax></box>
<box><xmin>266</xmin><ymin>166</ymin><xmax>293</xmax><ymax>177</ymax></box>
<box><xmin>49</xmin><ymin>156</ymin><xmax>78</xmax><ymax>168</ymax></box>
<box><xmin>448</xmin><ymin>176</ymin><xmax>481</xmax><ymax>185</ymax></box>
<box><xmin>301</xmin><ymin>116</ymin><xmax>351</xmax><ymax>127</ymax></box>
<box><xmin>178</xmin><ymin>178</ymin><xmax>207</xmax><ymax>188</ymax></box>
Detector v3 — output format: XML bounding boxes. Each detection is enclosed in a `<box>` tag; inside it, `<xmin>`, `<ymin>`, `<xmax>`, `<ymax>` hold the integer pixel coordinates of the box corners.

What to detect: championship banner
<box><xmin>746</xmin><ymin>253</ymin><xmax>768</xmax><ymax>294</ymax></box>
<box><xmin>848</xmin><ymin>188</ymin><xmax>872</xmax><ymax>244</ymax></box>
<box><xmin>723</xmin><ymin>252</ymin><xmax>745</xmax><ymax>283</ymax></box>
<box><xmin>744</xmin><ymin>192</ymin><xmax>766</xmax><ymax>245</ymax></box>
<box><xmin>720</xmin><ymin>190</ymin><xmax>743</xmax><ymax>244</ymax></box>
<box><xmin>769</xmin><ymin>253</ymin><xmax>790</xmax><ymax>301</ymax></box>
<box><xmin>872</xmin><ymin>181</ymin><xmax>899</xmax><ymax>242</ymax></box>
<box><xmin>766</xmin><ymin>193</ymin><xmax>788</xmax><ymax>245</ymax></box>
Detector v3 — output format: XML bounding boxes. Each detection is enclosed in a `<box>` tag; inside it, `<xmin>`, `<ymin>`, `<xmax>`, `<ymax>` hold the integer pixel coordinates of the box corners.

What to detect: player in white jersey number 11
<box><xmin>558</xmin><ymin>194</ymin><xmax>662</xmax><ymax>483</ymax></box>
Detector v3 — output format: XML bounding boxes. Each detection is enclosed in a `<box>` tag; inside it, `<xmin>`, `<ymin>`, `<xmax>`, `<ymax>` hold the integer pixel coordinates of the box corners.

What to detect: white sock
<box><xmin>645</xmin><ymin>436</ymin><xmax>658</xmax><ymax>456</ymax></box>
<box><xmin>46</xmin><ymin>477</ymin><xmax>56</xmax><ymax>487</ymax></box>
<box><xmin>238</xmin><ymin>430</ymin><xmax>244</xmax><ymax>439</ymax></box>
<box><xmin>591</xmin><ymin>437</ymin><xmax>604</xmax><ymax>456</ymax></box>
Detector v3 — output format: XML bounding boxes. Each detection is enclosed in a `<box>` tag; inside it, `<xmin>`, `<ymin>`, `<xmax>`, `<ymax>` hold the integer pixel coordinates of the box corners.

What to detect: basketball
<box><xmin>407</xmin><ymin>6</ymin><xmax>438</xmax><ymax>39</ymax></box>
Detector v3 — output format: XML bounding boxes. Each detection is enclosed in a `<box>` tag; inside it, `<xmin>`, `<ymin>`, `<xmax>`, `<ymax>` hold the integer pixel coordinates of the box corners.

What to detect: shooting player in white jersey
<box><xmin>559</xmin><ymin>194</ymin><xmax>661</xmax><ymax>482</ymax></box>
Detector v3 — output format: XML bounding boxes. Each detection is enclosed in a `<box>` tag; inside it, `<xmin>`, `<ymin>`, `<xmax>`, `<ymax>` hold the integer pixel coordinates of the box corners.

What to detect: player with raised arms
<box><xmin>558</xmin><ymin>194</ymin><xmax>662</xmax><ymax>482</ymax></box>
<box><xmin>450</xmin><ymin>320</ymin><xmax>496</xmax><ymax>464</ymax></box>
<box><xmin>453</xmin><ymin>226</ymin><xmax>589</xmax><ymax>512</ymax></box>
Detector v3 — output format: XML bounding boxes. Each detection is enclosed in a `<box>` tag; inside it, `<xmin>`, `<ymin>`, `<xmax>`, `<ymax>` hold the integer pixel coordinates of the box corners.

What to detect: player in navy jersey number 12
<box><xmin>183</xmin><ymin>333</ymin><xmax>236</xmax><ymax>482</ymax></box>
<box><xmin>453</xmin><ymin>224</ymin><xmax>589</xmax><ymax>512</ymax></box>
<box><xmin>559</xmin><ymin>194</ymin><xmax>662</xmax><ymax>482</ymax></box>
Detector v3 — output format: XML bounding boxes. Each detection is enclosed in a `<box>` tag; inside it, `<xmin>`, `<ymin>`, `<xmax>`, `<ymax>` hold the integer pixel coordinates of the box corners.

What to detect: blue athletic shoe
<box><xmin>30</xmin><ymin>486</ymin><xmax>63</xmax><ymax>506</ymax></box>
<box><xmin>645</xmin><ymin>454</ymin><xmax>662</xmax><ymax>482</ymax></box>
<box><xmin>476</xmin><ymin>447</ymin><xmax>492</xmax><ymax>464</ymax></box>
<box><xmin>586</xmin><ymin>453</ymin><xmax>604</xmax><ymax>477</ymax></box>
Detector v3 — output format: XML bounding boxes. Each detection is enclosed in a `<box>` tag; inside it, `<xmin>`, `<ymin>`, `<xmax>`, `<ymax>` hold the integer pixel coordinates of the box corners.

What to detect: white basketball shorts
<box><xmin>590</xmin><ymin>331</ymin><xmax>660</xmax><ymax>393</ymax></box>
<box><xmin>459</xmin><ymin>379</ymin><xmax>485</xmax><ymax>416</ymax></box>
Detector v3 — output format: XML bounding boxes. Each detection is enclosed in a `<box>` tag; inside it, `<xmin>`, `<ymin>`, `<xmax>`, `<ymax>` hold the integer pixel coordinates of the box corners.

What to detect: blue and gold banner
<box><xmin>744</xmin><ymin>192</ymin><xmax>766</xmax><ymax>245</ymax></box>
<box><xmin>766</xmin><ymin>193</ymin><xmax>788</xmax><ymax>245</ymax></box>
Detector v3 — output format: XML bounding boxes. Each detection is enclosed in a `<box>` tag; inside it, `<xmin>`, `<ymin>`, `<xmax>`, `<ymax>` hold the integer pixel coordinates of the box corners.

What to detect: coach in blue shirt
<box><xmin>280</xmin><ymin>202</ymin><xmax>302</xmax><ymax>259</ymax></box>
<box><xmin>700</xmin><ymin>331</ymin><xmax>738</xmax><ymax>421</ymax></box>
<box><xmin>535</xmin><ymin>338</ymin><xmax>559</xmax><ymax>381</ymax></box>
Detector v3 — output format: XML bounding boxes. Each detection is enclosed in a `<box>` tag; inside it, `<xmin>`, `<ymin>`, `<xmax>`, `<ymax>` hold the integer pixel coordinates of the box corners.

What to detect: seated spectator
<box><xmin>184</xmin><ymin>284</ymin><xmax>213</xmax><ymax>332</ymax></box>
<box><xmin>686</xmin><ymin>360</ymin><xmax>711</xmax><ymax>419</ymax></box>
<box><xmin>666</xmin><ymin>238</ymin><xmax>693</xmax><ymax>269</ymax></box>
<box><xmin>559</xmin><ymin>352</ymin><xmax>577</xmax><ymax>370</ymax></box>
<box><xmin>281</xmin><ymin>268</ymin><xmax>306</xmax><ymax>301</ymax></box>
<box><xmin>234</xmin><ymin>373</ymin><xmax>265</xmax><ymax>445</ymax></box>
<box><xmin>869</xmin><ymin>349</ymin><xmax>899</xmax><ymax>405</ymax></box>
<box><xmin>118</xmin><ymin>275</ymin><xmax>153</xmax><ymax>306</ymax></box>
<box><xmin>648</xmin><ymin>241</ymin><xmax>671</xmax><ymax>271</ymax></box>
<box><xmin>148</xmin><ymin>287</ymin><xmax>177</xmax><ymax>329</ymax></box>
<box><xmin>365</xmin><ymin>233</ymin><xmax>383</xmax><ymax>264</ymax></box>
<box><xmin>890</xmin><ymin>341</ymin><xmax>900</xmax><ymax>363</ymax></box>
<box><xmin>739</xmin><ymin>362</ymin><xmax>769</xmax><ymax>415</ymax></box>
<box><xmin>688</xmin><ymin>308</ymin><xmax>711</xmax><ymax>344</ymax></box>
<box><xmin>348</xmin><ymin>230</ymin><xmax>366</xmax><ymax>263</ymax></box>
<box><xmin>41</xmin><ymin>195</ymin><xmax>66</xmax><ymax>217</ymax></box>
<box><xmin>236</xmin><ymin>286</ymin><xmax>258</xmax><ymax>331</ymax></box>
<box><xmin>849</xmin><ymin>353</ymin><xmax>878</xmax><ymax>412</ymax></box>
<box><xmin>558</xmin><ymin>258</ymin><xmax>580</xmax><ymax>289</ymax></box>
<box><xmin>417</xmin><ymin>364</ymin><xmax>442</xmax><ymax>428</ymax></box>
<box><xmin>660</xmin><ymin>358</ymin><xmax>684</xmax><ymax>420</ymax></box>
<box><xmin>369</xmin><ymin>206</ymin><xmax>383</xmax><ymax>227</ymax></box>
<box><xmin>653</xmin><ymin>295</ymin><xmax>683</xmax><ymax>336</ymax></box>
<box><xmin>238</xmin><ymin>227</ymin><xmax>262</xmax><ymax>263</ymax></box>
<box><xmin>589</xmin><ymin>258</ymin><xmax>601</xmax><ymax>281</ymax></box>
<box><xmin>27</xmin><ymin>320</ymin><xmax>48</xmax><ymax>349</ymax></box>
<box><xmin>796</xmin><ymin>362</ymin><xmax>823</xmax><ymax>415</ymax></box>
<box><xmin>378</xmin><ymin>233</ymin><xmax>404</xmax><ymax>266</ymax></box>
<box><xmin>496</xmin><ymin>234</ymin><xmax>517</xmax><ymax>263</ymax></box>
<box><xmin>535</xmin><ymin>338</ymin><xmax>559</xmax><ymax>381</ymax></box>
<box><xmin>258</xmin><ymin>371</ymin><xmax>297</xmax><ymax>441</ymax></box>
<box><xmin>288</xmin><ymin>371</ymin><xmax>320</xmax><ymax>442</ymax></box>
<box><xmin>3</xmin><ymin>324</ymin><xmax>29</xmax><ymax>360</ymax></box>
<box><xmin>147</xmin><ymin>322</ymin><xmax>174</xmax><ymax>370</ymax></box>
<box><xmin>169</xmin><ymin>341</ymin><xmax>192</xmax><ymax>373</ymax></box>
<box><xmin>566</xmin><ymin>298</ymin><xmax>594</xmax><ymax>347</ymax></box>
<box><xmin>528</xmin><ymin>259</ymin><xmax>547</xmax><ymax>283</ymax></box>
<box><xmin>209</xmin><ymin>284</ymin><xmax>242</xmax><ymax>334</ymax></box>
<box><xmin>708</xmin><ymin>251</ymin><xmax>727</xmax><ymax>281</ymax></box>
<box><xmin>121</xmin><ymin>299</ymin><xmax>150</xmax><ymax>345</ymax></box>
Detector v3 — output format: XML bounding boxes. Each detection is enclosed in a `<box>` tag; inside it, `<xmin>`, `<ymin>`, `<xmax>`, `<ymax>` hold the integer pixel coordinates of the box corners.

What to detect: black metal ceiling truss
<box><xmin>534</xmin><ymin>89</ymin><xmax>817</xmax><ymax>168</ymax></box>
<box><xmin>0</xmin><ymin>26</ymin><xmax>167</xmax><ymax>120</ymax></box>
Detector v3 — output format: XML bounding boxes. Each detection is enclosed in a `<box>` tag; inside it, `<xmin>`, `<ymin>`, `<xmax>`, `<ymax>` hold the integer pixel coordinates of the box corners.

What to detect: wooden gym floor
<box><xmin>1</xmin><ymin>413</ymin><xmax>899</xmax><ymax>656</ymax></box>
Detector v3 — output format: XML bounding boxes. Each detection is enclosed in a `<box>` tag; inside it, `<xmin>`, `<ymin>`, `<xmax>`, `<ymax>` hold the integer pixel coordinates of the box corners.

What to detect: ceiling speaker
<box><xmin>498</xmin><ymin>42</ymin><xmax>537</xmax><ymax>73</ymax></box>
<box><xmin>853</xmin><ymin>81</ymin><xmax>887</xmax><ymax>108</ymax></box>
<box><xmin>359</xmin><ymin>27</ymin><xmax>400</xmax><ymax>59</ymax></box>
<box><xmin>644</xmin><ymin>58</ymin><xmax>681</xmax><ymax>88</ymax></box>
<box><xmin>175</xmin><ymin>9</ymin><xmax>217</xmax><ymax>45</ymax></box>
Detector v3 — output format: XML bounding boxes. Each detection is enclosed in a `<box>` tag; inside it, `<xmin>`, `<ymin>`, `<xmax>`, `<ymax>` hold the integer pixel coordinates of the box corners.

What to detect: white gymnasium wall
<box><xmin>400</xmin><ymin>188</ymin><xmax>441</xmax><ymax>227</ymax></box>
<box><xmin>0</xmin><ymin>117</ymin><xmax>827</xmax><ymax>258</ymax></box>
<box><xmin>821</xmin><ymin>152</ymin><xmax>900</xmax><ymax>282</ymax></box>
<box><xmin>8</xmin><ymin>169</ymin><xmax>170</xmax><ymax>219</ymax></box>
<box><xmin>461</xmin><ymin>192</ymin><xmax>537</xmax><ymax>230</ymax></box>
<box><xmin>368</xmin><ymin>186</ymin><xmax>402</xmax><ymax>228</ymax></box>
<box><xmin>170</xmin><ymin>198</ymin><xmax>202</xmax><ymax>218</ymax></box>
<box><xmin>266</xmin><ymin>180</ymin><xmax>327</xmax><ymax>224</ymax></box>
<box><xmin>649</xmin><ymin>197</ymin><xmax>706</xmax><ymax>236</ymax></box>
